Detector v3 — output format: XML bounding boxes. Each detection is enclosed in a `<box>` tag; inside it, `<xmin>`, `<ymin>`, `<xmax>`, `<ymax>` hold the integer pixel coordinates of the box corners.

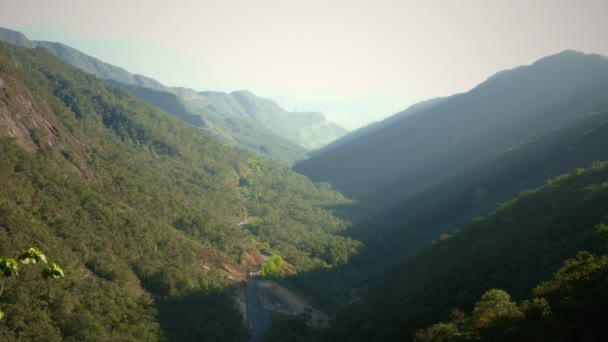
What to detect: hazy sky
<box><xmin>2</xmin><ymin>0</ymin><xmax>608</xmax><ymax>128</ymax></box>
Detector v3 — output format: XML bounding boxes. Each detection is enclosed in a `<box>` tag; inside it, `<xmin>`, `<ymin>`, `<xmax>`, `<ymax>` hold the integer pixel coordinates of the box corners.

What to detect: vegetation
<box><xmin>117</xmin><ymin>83</ymin><xmax>311</xmax><ymax>165</ymax></box>
<box><xmin>241</xmin><ymin>161</ymin><xmax>360</xmax><ymax>270</ymax></box>
<box><xmin>0</xmin><ymin>248</ymin><xmax>64</xmax><ymax>321</ymax></box>
<box><xmin>324</xmin><ymin>162</ymin><xmax>608</xmax><ymax>341</ymax></box>
<box><xmin>0</xmin><ymin>41</ymin><xmax>358</xmax><ymax>340</ymax></box>
<box><xmin>349</xmin><ymin>110</ymin><xmax>608</xmax><ymax>268</ymax></box>
<box><xmin>282</xmin><ymin>109</ymin><xmax>608</xmax><ymax>314</ymax></box>
<box><xmin>0</xmin><ymin>27</ymin><xmax>347</xmax><ymax>164</ymax></box>
<box><xmin>260</xmin><ymin>255</ymin><xmax>286</xmax><ymax>278</ymax></box>
<box><xmin>416</xmin><ymin>222</ymin><xmax>608</xmax><ymax>341</ymax></box>
<box><xmin>295</xmin><ymin>50</ymin><xmax>608</xmax><ymax>218</ymax></box>
<box><xmin>2</xmin><ymin>26</ymin><xmax>608</xmax><ymax>342</ymax></box>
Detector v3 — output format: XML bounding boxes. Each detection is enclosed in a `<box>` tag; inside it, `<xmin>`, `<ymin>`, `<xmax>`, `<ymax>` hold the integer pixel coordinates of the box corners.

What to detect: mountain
<box><xmin>0</xmin><ymin>41</ymin><xmax>359</xmax><ymax>340</ymax></box>
<box><xmin>275</xmin><ymin>51</ymin><xmax>608</xmax><ymax>333</ymax></box>
<box><xmin>279</xmin><ymin>108</ymin><xmax>608</xmax><ymax>318</ymax></box>
<box><xmin>172</xmin><ymin>87</ymin><xmax>347</xmax><ymax>151</ymax></box>
<box><xmin>326</xmin><ymin>161</ymin><xmax>608</xmax><ymax>341</ymax></box>
<box><xmin>110</xmin><ymin>82</ymin><xmax>308</xmax><ymax>163</ymax></box>
<box><xmin>295</xmin><ymin>50</ymin><xmax>608</xmax><ymax>215</ymax></box>
<box><xmin>348</xmin><ymin>110</ymin><xmax>608</xmax><ymax>260</ymax></box>
<box><xmin>0</xmin><ymin>27</ymin><xmax>347</xmax><ymax>164</ymax></box>
<box><xmin>310</xmin><ymin>96</ymin><xmax>446</xmax><ymax>156</ymax></box>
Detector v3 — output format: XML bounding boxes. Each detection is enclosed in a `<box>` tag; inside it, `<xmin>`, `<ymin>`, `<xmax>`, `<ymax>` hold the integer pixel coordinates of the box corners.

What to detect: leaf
<box><xmin>17</xmin><ymin>247</ymin><xmax>47</xmax><ymax>265</ymax></box>
<box><xmin>0</xmin><ymin>258</ymin><xmax>19</xmax><ymax>277</ymax></box>
<box><xmin>42</xmin><ymin>263</ymin><xmax>65</xmax><ymax>279</ymax></box>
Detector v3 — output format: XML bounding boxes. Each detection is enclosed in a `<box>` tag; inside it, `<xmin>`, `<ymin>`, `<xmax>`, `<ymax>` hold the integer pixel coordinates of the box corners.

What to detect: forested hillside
<box><xmin>326</xmin><ymin>162</ymin><xmax>608</xmax><ymax>341</ymax></box>
<box><xmin>0</xmin><ymin>27</ymin><xmax>347</xmax><ymax>164</ymax></box>
<box><xmin>0</xmin><ymin>41</ymin><xmax>358</xmax><ymax>340</ymax></box>
<box><xmin>279</xmin><ymin>107</ymin><xmax>608</xmax><ymax>318</ymax></box>
<box><xmin>109</xmin><ymin>82</ymin><xmax>308</xmax><ymax>164</ymax></box>
<box><xmin>295</xmin><ymin>50</ymin><xmax>608</xmax><ymax>216</ymax></box>
<box><xmin>349</xmin><ymin>110</ymin><xmax>608</xmax><ymax>262</ymax></box>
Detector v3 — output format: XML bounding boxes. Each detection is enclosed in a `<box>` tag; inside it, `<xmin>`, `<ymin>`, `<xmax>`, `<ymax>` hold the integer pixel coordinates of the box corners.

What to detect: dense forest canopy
<box><xmin>0</xmin><ymin>41</ymin><xmax>358</xmax><ymax>340</ymax></box>
<box><xmin>324</xmin><ymin>162</ymin><xmax>608</xmax><ymax>341</ymax></box>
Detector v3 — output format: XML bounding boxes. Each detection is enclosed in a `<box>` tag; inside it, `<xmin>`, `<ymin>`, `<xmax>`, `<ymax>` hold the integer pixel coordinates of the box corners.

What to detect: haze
<box><xmin>1</xmin><ymin>0</ymin><xmax>607</xmax><ymax>128</ymax></box>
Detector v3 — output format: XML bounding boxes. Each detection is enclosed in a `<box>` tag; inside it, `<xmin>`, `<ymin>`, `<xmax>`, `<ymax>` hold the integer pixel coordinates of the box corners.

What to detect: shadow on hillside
<box><xmin>154</xmin><ymin>285</ymin><xmax>248</xmax><ymax>342</ymax></box>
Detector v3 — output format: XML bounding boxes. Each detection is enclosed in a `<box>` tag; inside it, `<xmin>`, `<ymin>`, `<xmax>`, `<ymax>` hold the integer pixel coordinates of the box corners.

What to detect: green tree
<box><xmin>0</xmin><ymin>247</ymin><xmax>64</xmax><ymax>320</ymax></box>
<box><xmin>470</xmin><ymin>289</ymin><xmax>522</xmax><ymax>330</ymax></box>
<box><xmin>260</xmin><ymin>255</ymin><xmax>285</xmax><ymax>278</ymax></box>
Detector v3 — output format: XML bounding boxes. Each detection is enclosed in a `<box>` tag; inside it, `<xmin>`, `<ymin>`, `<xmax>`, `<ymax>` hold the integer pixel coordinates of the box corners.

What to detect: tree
<box><xmin>0</xmin><ymin>247</ymin><xmax>64</xmax><ymax>320</ymax></box>
<box><xmin>260</xmin><ymin>255</ymin><xmax>285</xmax><ymax>278</ymax></box>
<box><xmin>470</xmin><ymin>289</ymin><xmax>522</xmax><ymax>330</ymax></box>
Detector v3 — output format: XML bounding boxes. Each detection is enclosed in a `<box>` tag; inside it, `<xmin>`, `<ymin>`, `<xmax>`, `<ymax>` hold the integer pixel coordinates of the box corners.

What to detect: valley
<box><xmin>0</xmin><ymin>6</ymin><xmax>608</xmax><ymax>341</ymax></box>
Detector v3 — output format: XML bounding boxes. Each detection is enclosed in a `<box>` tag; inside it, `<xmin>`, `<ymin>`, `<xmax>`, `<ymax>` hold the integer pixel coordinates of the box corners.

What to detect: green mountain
<box><xmin>194</xmin><ymin>89</ymin><xmax>347</xmax><ymax>150</ymax></box>
<box><xmin>109</xmin><ymin>82</ymin><xmax>308</xmax><ymax>164</ymax></box>
<box><xmin>279</xmin><ymin>108</ymin><xmax>608</xmax><ymax>317</ymax></box>
<box><xmin>0</xmin><ymin>27</ymin><xmax>347</xmax><ymax>164</ymax></box>
<box><xmin>295</xmin><ymin>50</ymin><xmax>608</xmax><ymax>216</ymax></box>
<box><xmin>326</xmin><ymin>162</ymin><xmax>608</xmax><ymax>341</ymax></box>
<box><xmin>349</xmin><ymin>110</ymin><xmax>608</xmax><ymax>261</ymax></box>
<box><xmin>0</xmin><ymin>41</ymin><xmax>358</xmax><ymax>340</ymax></box>
<box><xmin>170</xmin><ymin>87</ymin><xmax>346</xmax><ymax>153</ymax></box>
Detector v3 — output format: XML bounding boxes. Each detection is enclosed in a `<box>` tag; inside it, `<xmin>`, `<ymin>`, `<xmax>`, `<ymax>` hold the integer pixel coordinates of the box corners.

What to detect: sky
<box><xmin>1</xmin><ymin>0</ymin><xmax>608</xmax><ymax>128</ymax></box>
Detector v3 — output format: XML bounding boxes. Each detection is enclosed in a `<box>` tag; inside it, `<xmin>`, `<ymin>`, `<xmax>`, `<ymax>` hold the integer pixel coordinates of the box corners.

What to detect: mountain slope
<box><xmin>0</xmin><ymin>27</ymin><xmax>347</xmax><ymax>163</ymax></box>
<box><xmin>311</xmin><ymin>96</ymin><xmax>446</xmax><ymax>156</ymax></box>
<box><xmin>350</xmin><ymin>110</ymin><xmax>608</xmax><ymax>260</ymax></box>
<box><xmin>326</xmin><ymin>162</ymin><xmax>608</xmax><ymax>341</ymax></box>
<box><xmin>295</xmin><ymin>50</ymin><xmax>608</xmax><ymax>214</ymax></box>
<box><xmin>282</xmin><ymin>108</ymin><xmax>608</xmax><ymax>314</ymax></box>
<box><xmin>111</xmin><ymin>82</ymin><xmax>309</xmax><ymax>163</ymax></box>
<box><xmin>0</xmin><ymin>41</ymin><xmax>358</xmax><ymax>340</ymax></box>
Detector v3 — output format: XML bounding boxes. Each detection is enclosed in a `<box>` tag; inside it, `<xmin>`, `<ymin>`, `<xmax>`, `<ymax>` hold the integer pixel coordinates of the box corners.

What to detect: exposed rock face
<box><xmin>0</xmin><ymin>69</ymin><xmax>54</xmax><ymax>151</ymax></box>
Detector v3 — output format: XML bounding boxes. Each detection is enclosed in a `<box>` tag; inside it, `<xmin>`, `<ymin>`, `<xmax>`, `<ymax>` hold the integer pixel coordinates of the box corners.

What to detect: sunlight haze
<box><xmin>2</xmin><ymin>0</ymin><xmax>607</xmax><ymax>127</ymax></box>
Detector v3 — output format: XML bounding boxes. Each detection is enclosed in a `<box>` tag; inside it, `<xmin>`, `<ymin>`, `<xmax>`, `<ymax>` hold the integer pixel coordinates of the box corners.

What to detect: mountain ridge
<box><xmin>0</xmin><ymin>27</ymin><xmax>347</xmax><ymax>163</ymax></box>
<box><xmin>295</xmin><ymin>49</ymin><xmax>608</xmax><ymax>216</ymax></box>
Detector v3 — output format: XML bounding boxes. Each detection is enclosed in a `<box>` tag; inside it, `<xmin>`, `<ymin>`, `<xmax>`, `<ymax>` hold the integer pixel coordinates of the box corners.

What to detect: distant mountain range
<box><xmin>0</xmin><ymin>27</ymin><xmax>347</xmax><ymax>164</ymax></box>
<box><xmin>295</xmin><ymin>49</ymin><xmax>608</xmax><ymax>215</ymax></box>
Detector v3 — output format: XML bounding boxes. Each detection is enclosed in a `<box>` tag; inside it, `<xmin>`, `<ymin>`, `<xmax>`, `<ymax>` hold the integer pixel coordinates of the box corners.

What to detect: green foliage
<box><xmin>117</xmin><ymin>83</ymin><xmax>309</xmax><ymax>164</ymax></box>
<box><xmin>299</xmin><ymin>110</ymin><xmax>608</xmax><ymax>314</ymax></box>
<box><xmin>595</xmin><ymin>223</ymin><xmax>608</xmax><ymax>242</ymax></box>
<box><xmin>260</xmin><ymin>255</ymin><xmax>285</xmax><ymax>278</ymax></box>
<box><xmin>18</xmin><ymin>247</ymin><xmax>47</xmax><ymax>265</ymax></box>
<box><xmin>469</xmin><ymin>289</ymin><xmax>522</xmax><ymax>330</ymax></box>
<box><xmin>248</xmin><ymin>158</ymin><xmax>262</xmax><ymax>173</ymax></box>
<box><xmin>0</xmin><ymin>247</ymin><xmax>64</xmax><ymax>326</ymax></box>
<box><xmin>0</xmin><ymin>259</ymin><xmax>18</xmax><ymax>278</ymax></box>
<box><xmin>415</xmin><ymin>247</ymin><xmax>608</xmax><ymax>341</ymax></box>
<box><xmin>414</xmin><ymin>322</ymin><xmax>459</xmax><ymax>342</ymax></box>
<box><xmin>242</xmin><ymin>161</ymin><xmax>359</xmax><ymax>272</ymax></box>
<box><xmin>325</xmin><ymin>163</ymin><xmax>608</xmax><ymax>341</ymax></box>
<box><xmin>0</xmin><ymin>41</ymin><xmax>357</xmax><ymax>339</ymax></box>
<box><xmin>42</xmin><ymin>263</ymin><xmax>65</xmax><ymax>279</ymax></box>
